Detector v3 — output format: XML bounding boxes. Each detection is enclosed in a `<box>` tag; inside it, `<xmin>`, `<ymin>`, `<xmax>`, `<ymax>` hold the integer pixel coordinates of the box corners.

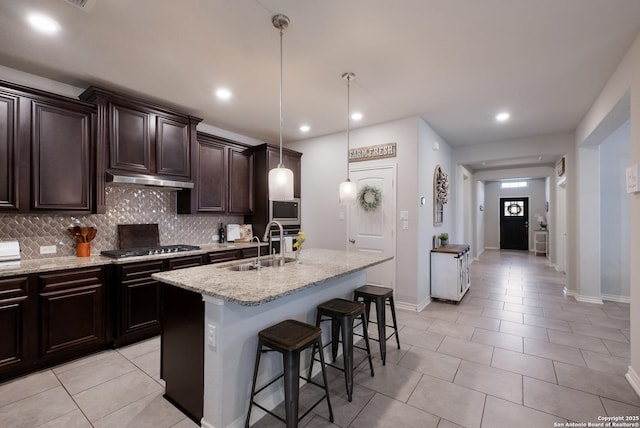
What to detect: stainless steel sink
<box><xmin>226</xmin><ymin>257</ymin><xmax>296</xmax><ymax>271</ymax></box>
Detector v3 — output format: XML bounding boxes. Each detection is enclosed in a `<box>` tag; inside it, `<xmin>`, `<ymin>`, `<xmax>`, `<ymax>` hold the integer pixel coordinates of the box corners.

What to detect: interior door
<box><xmin>500</xmin><ymin>197</ymin><xmax>529</xmax><ymax>250</ymax></box>
<box><xmin>348</xmin><ymin>165</ymin><xmax>396</xmax><ymax>289</ymax></box>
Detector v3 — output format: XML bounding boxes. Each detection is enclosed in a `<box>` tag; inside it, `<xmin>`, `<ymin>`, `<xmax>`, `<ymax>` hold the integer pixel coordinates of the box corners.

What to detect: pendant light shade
<box><xmin>269</xmin><ymin>166</ymin><xmax>294</xmax><ymax>201</ymax></box>
<box><xmin>339</xmin><ymin>179</ymin><xmax>357</xmax><ymax>204</ymax></box>
<box><xmin>268</xmin><ymin>14</ymin><xmax>294</xmax><ymax>201</ymax></box>
<box><xmin>339</xmin><ymin>72</ymin><xmax>357</xmax><ymax>204</ymax></box>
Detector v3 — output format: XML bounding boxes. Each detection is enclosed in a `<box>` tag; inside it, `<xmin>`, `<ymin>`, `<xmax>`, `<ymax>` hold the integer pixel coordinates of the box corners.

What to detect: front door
<box><xmin>500</xmin><ymin>197</ymin><xmax>529</xmax><ymax>250</ymax></box>
<box><xmin>348</xmin><ymin>165</ymin><xmax>396</xmax><ymax>289</ymax></box>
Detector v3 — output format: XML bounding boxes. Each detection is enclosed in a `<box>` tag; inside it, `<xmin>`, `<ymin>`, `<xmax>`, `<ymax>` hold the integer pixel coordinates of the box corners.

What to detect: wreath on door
<box><xmin>357</xmin><ymin>185</ymin><xmax>382</xmax><ymax>212</ymax></box>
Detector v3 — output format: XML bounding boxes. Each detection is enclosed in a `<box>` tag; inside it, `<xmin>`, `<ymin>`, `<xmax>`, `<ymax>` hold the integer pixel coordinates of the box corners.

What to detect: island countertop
<box><xmin>151</xmin><ymin>248</ymin><xmax>392</xmax><ymax>306</ymax></box>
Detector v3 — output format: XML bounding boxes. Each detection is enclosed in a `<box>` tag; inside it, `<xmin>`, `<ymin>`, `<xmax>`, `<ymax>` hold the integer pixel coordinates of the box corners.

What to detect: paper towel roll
<box><xmin>284</xmin><ymin>236</ymin><xmax>293</xmax><ymax>253</ymax></box>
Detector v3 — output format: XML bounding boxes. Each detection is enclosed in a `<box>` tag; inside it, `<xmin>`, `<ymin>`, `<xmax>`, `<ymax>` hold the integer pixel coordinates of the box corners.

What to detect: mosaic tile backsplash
<box><xmin>0</xmin><ymin>187</ymin><xmax>244</xmax><ymax>260</ymax></box>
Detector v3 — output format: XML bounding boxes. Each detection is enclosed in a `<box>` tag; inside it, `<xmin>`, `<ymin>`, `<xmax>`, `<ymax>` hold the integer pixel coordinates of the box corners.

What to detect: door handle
<box><xmin>349</xmin><ymin>238</ymin><xmax>356</xmax><ymax>244</ymax></box>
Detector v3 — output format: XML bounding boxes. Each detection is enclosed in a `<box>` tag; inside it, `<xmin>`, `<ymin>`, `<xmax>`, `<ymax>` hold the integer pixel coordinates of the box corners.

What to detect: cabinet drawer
<box><xmin>120</xmin><ymin>261</ymin><xmax>164</xmax><ymax>282</ymax></box>
<box><xmin>168</xmin><ymin>256</ymin><xmax>204</xmax><ymax>270</ymax></box>
<box><xmin>208</xmin><ymin>250</ymin><xmax>241</xmax><ymax>264</ymax></box>
<box><xmin>39</xmin><ymin>268</ymin><xmax>103</xmax><ymax>292</ymax></box>
<box><xmin>240</xmin><ymin>247</ymin><xmax>267</xmax><ymax>259</ymax></box>
<box><xmin>0</xmin><ymin>276</ymin><xmax>29</xmax><ymax>299</ymax></box>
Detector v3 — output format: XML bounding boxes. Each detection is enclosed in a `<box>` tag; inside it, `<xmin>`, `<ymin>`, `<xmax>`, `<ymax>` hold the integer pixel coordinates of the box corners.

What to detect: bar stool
<box><xmin>309</xmin><ymin>298</ymin><xmax>374</xmax><ymax>402</ymax></box>
<box><xmin>353</xmin><ymin>285</ymin><xmax>400</xmax><ymax>365</ymax></box>
<box><xmin>245</xmin><ymin>319</ymin><xmax>333</xmax><ymax>428</ymax></box>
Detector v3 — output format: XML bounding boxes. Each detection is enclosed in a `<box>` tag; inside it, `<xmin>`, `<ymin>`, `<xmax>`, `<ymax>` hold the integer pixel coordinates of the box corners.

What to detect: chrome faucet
<box><xmin>263</xmin><ymin>221</ymin><xmax>285</xmax><ymax>266</ymax></box>
<box><xmin>252</xmin><ymin>236</ymin><xmax>262</xmax><ymax>270</ymax></box>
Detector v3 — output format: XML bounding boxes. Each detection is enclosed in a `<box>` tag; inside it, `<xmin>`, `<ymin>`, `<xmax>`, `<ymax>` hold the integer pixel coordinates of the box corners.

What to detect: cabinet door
<box><xmin>0</xmin><ymin>91</ymin><xmax>19</xmax><ymax>210</ymax></box>
<box><xmin>196</xmin><ymin>140</ymin><xmax>227</xmax><ymax>212</ymax></box>
<box><xmin>0</xmin><ymin>277</ymin><xmax>35</xmax><ymax>377</ymax></box>
<box><xmin>228</xmin><ymin>148</ymin><xmax>253</xmax><ymax>214</ymax></box>
<box><xmin>110</xmin><ymin>103</ymin><xmax>152</xmax><ymax>173</ymax></box>
<box><xmin>117</xmin><ymin>261</ymin><xmax>163</xmax><ymax>346</ymax></box>
<box><xmin>38</xmin><ymin>268</ymin><xmax>105</xmax><ymax>359</ymax></box>
<box><xmin>156</xmin><ymin>115</ymin><xmax>190</xmax><ymax>178</ymax></box>
<box><xmin>31</xmin><ymin>101</ymin><xmax>93</xmax><ymax>211</ymax></box>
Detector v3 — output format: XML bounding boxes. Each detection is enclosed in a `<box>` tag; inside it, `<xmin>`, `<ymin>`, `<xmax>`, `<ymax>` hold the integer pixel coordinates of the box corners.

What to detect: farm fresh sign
<box><xmin>349</xmin><ymin>143</ymin><xmax>396</xmax><ymax>163</ymax></box>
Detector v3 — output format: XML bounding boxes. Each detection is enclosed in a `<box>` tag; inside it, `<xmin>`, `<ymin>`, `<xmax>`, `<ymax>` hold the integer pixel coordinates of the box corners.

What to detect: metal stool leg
<box><xmin>316</xmin><ymin>337</ymin><xmax>334</xmax><ymax>423</ymax></box>
<box><xmin>360</xmin><ymin>312</ymin><xmax>375</xmax><ymax>376</ymax></box>
<box><xmin>340</xmin><ymin>316</ymin><xmax>355</xmax><ymax>402</ymax></box>
<box><xmin>330</xmin><ymin>318</ymin><xmax>340</xmax><ymax>362</ymax></box>
<box><xmin>389</xmin><ymin>295</ymin><xmax>401</xmax><ymax>350</ymax></box>
<box><xmin>245</xmin><ymin>339</ymin><xmax>264</xmax><ymax>428</ymax></box>
<box><xmin>283</xmin><ymin>350</ymin><xmax>300</xmax><ymax>428</ymax></box>
<box><xmin>375</xmin><ymin>297</ymin><xmax>387</xmax><ymax>365</ymax></box>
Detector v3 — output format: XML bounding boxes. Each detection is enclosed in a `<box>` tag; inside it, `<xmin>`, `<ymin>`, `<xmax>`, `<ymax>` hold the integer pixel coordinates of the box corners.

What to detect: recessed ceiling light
<box><xmin>495</xmin><ymin>112</ymin><xmax>510</xmax><ymax>122</ymax></box>
<box><xmin>27</xmin><ymin>13</ymin><xmax>60</xmax><ymax>35</ymax></box>
<box><xmin>299</xmin><ymin>125</ymin><xmax>310</xmax><ymax>133</ymax></box>
<box><xmin>215</xmin><ymin>88</ymin><xmax>232</xmax><ymax>100</ymax></box>
<box><xmin>351</xmin><ymin>112</ymin><xmax>363</xmax><ymax>121</ymax></box>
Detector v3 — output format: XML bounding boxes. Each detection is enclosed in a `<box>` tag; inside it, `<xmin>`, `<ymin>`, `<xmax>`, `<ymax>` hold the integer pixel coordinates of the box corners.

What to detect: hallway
<box><xmin>0</xmin><ymin>250</ymin><xmax>637</xmax><ymax>427</ymax></box>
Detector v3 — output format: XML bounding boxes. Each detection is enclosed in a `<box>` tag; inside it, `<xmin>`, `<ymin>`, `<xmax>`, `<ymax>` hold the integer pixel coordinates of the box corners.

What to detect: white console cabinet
<box><xmin>534</xmin><ymin>230</ymin><xmax>548</xmax><ymax>256</ymax></box>
<box><xmin>430</xmin><ymin>244</ymin><xmax>470</xmax><ymax>302</ymax></box>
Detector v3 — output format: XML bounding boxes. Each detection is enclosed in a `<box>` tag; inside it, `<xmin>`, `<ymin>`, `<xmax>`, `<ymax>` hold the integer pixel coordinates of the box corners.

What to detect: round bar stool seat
<box><xmin>309</xmin><ymin>298</ymin><xmax>374</xmax><ymax>402</ymax></box>
<box><xmin>246</xmin><ymin>319</ymin><xmax>333</xmax><ymax>428</ymax></box>
<box><xmin>353</xmin><ymin>285</ymin><xmax>400</xmax><ymax>365</ymax></box>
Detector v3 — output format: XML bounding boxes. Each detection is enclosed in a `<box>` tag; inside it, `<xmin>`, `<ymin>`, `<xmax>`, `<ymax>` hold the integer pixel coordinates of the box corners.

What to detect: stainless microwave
<box><xmin>269</xmin><ymin>198</ymin><xmax>301</xmax><ymax>226</ymax></box>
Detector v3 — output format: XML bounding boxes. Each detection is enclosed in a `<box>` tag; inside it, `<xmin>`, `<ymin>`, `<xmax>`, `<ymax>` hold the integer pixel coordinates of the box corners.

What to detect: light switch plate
<box><xmin>400</xmin><ymin>210</ymin><xmax>409</xmax><ymax>220</ymax></box>
<box><xmin>402</xmin><ymin>220</ymin><xmax>409</xmax><ymax>230</ymax></box>
<box><xmin>626</xmin><ymin>163</ymin><xmax>639</xmax><ymax>193</ymax></box>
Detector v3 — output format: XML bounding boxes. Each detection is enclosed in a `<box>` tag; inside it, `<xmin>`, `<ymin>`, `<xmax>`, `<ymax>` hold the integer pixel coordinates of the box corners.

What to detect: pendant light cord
<box><xmin>346</xmin><ymin>75</ymin><xmax>350</xmax><ymax>179</ymax></box>
<box><xmin>279</xmin><ymin>26</ymin><xmax>284</xmax><ymax>167</ymax></box>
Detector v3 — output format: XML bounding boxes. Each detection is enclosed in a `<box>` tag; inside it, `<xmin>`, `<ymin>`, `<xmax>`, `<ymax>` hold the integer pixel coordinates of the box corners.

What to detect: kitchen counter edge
<box><xmin>0</xmin><ymin>243</ymin><xmax>267</xmax><ymax>277</ymax></box>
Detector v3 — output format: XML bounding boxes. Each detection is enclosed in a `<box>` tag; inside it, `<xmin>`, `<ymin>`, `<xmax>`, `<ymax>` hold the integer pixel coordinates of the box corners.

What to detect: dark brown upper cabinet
<box><xmin>228</xmin><ymin>147</ymin><xmax>254</xmax><ymax>214</ymax></box>
<box><xmin>80</xmin><ymin>87</ymin><xmax>201</xmax><ymax>213</ymax></box>
<box><xmin>177</xmin><ymin>133</ymin><xmax>253</xmax><ymax>215</ymax></box>
<box><xmin>0</xmin><ymin>80</ymin><xmax>96</xmax><ymax>213</ymax></box>
<box><xmin>245</xmin><ymin>144</ymin><xmax>302</xmax><ymax>239</ymax></box>
<box><xmin>0</xmin><ymin>89</ymin><xmax>20</xmax><ymax>210</ymax></box>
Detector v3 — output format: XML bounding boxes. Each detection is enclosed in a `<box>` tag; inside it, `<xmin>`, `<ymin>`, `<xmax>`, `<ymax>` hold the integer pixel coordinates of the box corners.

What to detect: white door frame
<box><xmin>347</xmin><ymin>163</ymin><xmax>397</xmax><ymax>289</ymax></box>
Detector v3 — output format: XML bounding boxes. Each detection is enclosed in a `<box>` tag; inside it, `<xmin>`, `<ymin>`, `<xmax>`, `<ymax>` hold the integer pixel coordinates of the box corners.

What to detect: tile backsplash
<box><xmin>0</xmin><ymin>187</ymin><xmax>244</xmax><ymax>260</ymax></box>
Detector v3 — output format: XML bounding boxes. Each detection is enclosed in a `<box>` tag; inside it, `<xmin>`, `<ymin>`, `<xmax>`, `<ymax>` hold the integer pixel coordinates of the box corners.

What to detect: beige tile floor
<box><xmin>1</xmin><ymin>250</ymin><xmax>638</xmax><ymax>427</ymax></box>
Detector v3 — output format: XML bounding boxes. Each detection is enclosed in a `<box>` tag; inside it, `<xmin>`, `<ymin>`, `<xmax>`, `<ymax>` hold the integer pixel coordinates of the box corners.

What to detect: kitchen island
<box><xmin>152</xmin><ymin>248</ymin><xmax>392</xmax><ymax>428</ymax></box>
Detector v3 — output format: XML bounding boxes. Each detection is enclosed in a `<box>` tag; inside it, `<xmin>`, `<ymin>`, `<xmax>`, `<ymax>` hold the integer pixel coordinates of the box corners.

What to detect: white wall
<box><xmin>288</xmin><ymin>116</ymin><xmax>452</xmax><ymax>309</ymax></box>
<box><xmin>418</xmin><ymin>118</ymin><xmax>454</xmax><ymax>308</ymax></box>
<box><xmin>575</xmin><ymin>30</ymin><xmax>640</xmax><ymax>397</ymax></box>
<box><xmin>483</xmin><ymin>179</ymin><xmax>546</xmax><ymax>250</ymax></box>
<box><xmin>474</xmin><ymin>181</ymin><xmax>485</xmax><ymax>259</ymax></box>
<box><xmin>600</xmin><ymin>121</ymin><xmax>631</xmax><ymax>299</ymax></box>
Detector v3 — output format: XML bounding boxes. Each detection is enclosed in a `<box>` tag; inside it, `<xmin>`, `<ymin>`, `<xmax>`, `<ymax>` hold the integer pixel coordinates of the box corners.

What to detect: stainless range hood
<box><xmin>106</xmin><ymin>171</ymin><xmax>194</xmax><ymax>190</ymax></box>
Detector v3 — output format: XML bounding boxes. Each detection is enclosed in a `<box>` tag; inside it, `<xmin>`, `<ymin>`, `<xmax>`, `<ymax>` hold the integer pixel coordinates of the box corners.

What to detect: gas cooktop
<box><xmin>100</xmin><ymin>244</ymin><xmax>201</xmax><ymax>259</ymax></box>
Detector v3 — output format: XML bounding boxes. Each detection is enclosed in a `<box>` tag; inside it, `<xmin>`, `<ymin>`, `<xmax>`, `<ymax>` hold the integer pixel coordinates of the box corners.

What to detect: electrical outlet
<box><xmin>212</xmin><ymin>234</ymin><xmax>219</xmax><ymax>242</ymax></box>
<box><xmin>207</xmin><ymin>323</ymin><xmax>217</xmax><ymax>348</ymax></box>
<box><xmin>40</xmin><ymin>245</ymin><xmax>57</xmax><ymax>254</ymax></box>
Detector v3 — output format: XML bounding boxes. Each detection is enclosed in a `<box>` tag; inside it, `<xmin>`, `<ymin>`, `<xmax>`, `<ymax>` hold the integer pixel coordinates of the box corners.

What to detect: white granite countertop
<box><xmin>151</xmin><ymin>248</ymin><xmax>393</xmax><ymax>306</ymax></box>
<box><xmin>0</xmin><ymin>242</ymin><xmax>267</xmax><ymax>278</ymax></box>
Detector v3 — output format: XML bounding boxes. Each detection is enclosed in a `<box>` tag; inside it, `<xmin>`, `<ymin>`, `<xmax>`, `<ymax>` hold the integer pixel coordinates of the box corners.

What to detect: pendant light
<box><xmin>268</xmin><ymin>14</ymin><xmax>295</xmax><ymax>201</ymax></box>
<box><xmin>339</xmin><ymin>72</ymin><xmax>357</xmax><ymax>204</ymax></box>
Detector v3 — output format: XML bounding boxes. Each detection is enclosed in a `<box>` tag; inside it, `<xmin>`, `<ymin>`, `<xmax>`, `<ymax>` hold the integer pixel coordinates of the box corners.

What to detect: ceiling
<box><xmin>1</xmin><ymin>0</ymin><xmax>639</xmax><ymax>150</ymax></box>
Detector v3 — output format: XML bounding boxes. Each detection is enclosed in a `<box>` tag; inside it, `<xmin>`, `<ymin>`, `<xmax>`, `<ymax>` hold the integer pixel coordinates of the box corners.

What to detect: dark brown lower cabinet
<box><xmin>37</xmin><ymin>268</ymin><xmax>106</xmax><ymax>365</ymax></box>
<box><xmin>161</xmin><ymin>283</ymin><xmax>204</xmax><ymax>424</ymax></box>
<box><xmin>115</xmin><ymin>260</ymin><xmax>164</xmax><ymax>347</ymax></box>
<box><xmin>0</xmin><ymin>276</ymin><xmax>36</xmax><ymax>379</ymax></box>
<box><xmin>115</xmin><ymin>256</ymin><xmax>205</xmax><ymax>347</ymax></box>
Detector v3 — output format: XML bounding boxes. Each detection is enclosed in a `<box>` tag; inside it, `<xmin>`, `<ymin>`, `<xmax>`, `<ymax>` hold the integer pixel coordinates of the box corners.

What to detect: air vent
<box><xmin>62</xmin><ymin>0</ymin><xmax>96</xmax><ymax>11</ymax></box>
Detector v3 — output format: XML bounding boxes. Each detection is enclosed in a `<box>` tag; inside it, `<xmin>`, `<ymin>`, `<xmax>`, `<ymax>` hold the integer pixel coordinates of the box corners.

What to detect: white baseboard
<box><xmin>626</xmin><ymin>366</ymin><xmax>640</xmax><ymax>400</ymax></box>
<box><xmin>201</xmin><ymin>420</ymin><xmax>214</xmax><ymax>428</ymax></box>
<box><xmin>395</xmin><ymin>297</ymin><xmax>431</xmax><ymax>312</ymax></box>
<box><xmin>574</xmin><ymin>294</ymin><xmax>604</xmax><ymax>305</ymax></box>
<box><xmin>485</xmin><ymin>246</ymin><xmax>499</xmax><ymax>250</ymax></box>
<box><xmin>601</xmin><ymin>294</ymin><xmax>631</xmax><ymax>304</ymax></box>
<box><xmin>563</xmin><ymin>286</ymin><xmax>576</xmax><ymax>296</ymax></box>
